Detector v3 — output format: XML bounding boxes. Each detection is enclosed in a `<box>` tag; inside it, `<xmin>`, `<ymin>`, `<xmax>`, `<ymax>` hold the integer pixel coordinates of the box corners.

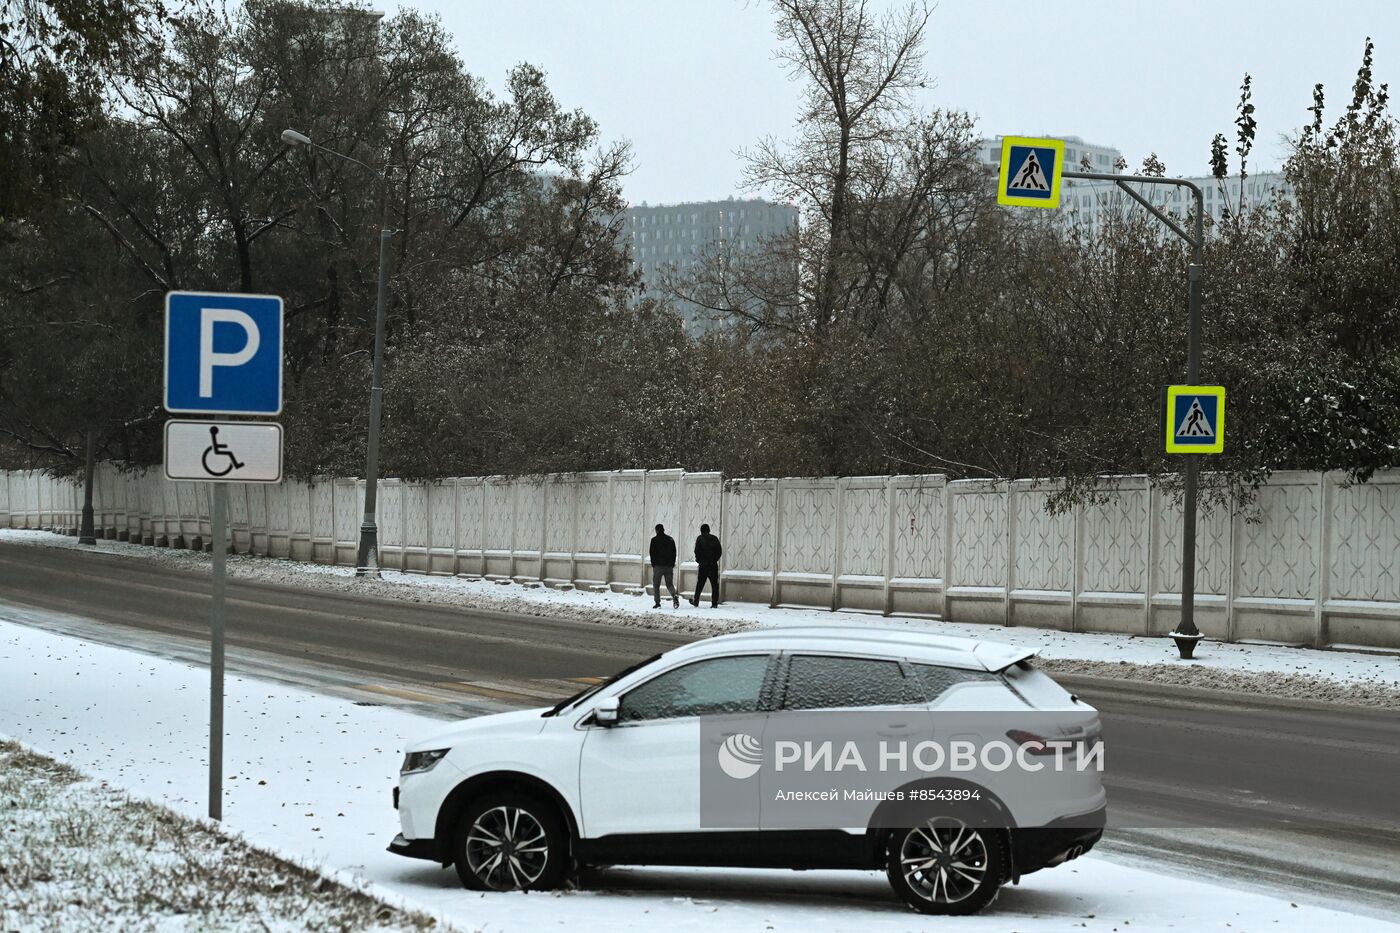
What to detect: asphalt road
<box><xmin>2</xmin><ymin>540</ymin><xmax>1397</xmax><ymax>917</ymax></box>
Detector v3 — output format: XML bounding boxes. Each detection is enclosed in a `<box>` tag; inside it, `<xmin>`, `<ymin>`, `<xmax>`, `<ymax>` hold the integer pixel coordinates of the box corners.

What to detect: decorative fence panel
<box><xmin>6</xmin><ymin>465</ymin><xmax>1400</xmax><ymax>649</ymax></box>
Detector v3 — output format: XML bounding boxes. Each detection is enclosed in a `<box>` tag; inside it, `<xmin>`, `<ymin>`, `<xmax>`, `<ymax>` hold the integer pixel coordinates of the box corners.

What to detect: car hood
<box><xmin>404</xmin><ymin>706</ymin><xmax>551</xmax><ymax>753</ymax></box>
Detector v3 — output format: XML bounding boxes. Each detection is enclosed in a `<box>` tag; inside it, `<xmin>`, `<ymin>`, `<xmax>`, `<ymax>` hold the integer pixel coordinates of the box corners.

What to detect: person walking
<box><xmin>690</xmin><ymin>523</ymin><xmax>722</xmax><ymax>608</ymax></box>
<box><xmin>649</xmin><ymin>523</ymin><xmax>679</xmax><ymax>608</ymax></box>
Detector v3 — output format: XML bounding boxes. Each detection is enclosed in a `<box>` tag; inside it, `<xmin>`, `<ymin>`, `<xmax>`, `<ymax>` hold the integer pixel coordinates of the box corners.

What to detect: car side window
<box><xmin>910</xmin><ymin>663</ymin><xmax>998</xmax><ymax>703</ymax></box>
<box><xmin>618</xmin><ymin>655</ymin><xmax>769</xmax><ymax>722</ymax></box>
<box><xmin>782</xmin><ymin>654</ymin><xmax>921</xmax><ymax>710</ymax></box>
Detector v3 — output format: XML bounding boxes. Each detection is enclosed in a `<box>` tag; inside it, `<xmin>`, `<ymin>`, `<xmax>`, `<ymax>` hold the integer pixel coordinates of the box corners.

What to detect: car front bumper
<box><xmin>387</xmin><ymin>833</ymin><xmax>446</xmax><ymax>863</ymax></box>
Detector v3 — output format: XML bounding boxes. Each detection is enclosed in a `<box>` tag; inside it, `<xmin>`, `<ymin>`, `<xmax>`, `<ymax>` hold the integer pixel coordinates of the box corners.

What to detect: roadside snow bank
<box><xmin>3</xmin><ymin>618</ymin><xmax>1398</xmax><ymax>933</ymax></box>
<box><xmin>0</xmin><ymin>740</ymin><xmax>445</xmax><ymax>932</ymax></box>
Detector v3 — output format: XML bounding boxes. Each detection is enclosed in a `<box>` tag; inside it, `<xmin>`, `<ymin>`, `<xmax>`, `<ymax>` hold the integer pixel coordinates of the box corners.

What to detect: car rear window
<box><xmin>909</xmin><ymin>663</ymin><xmax>999</xmax><ymax>702</ymax></box>
<box><xmin>782</xmin><ymin>655</ymin><xmax>922</xmax><ymax>710</ymax></box>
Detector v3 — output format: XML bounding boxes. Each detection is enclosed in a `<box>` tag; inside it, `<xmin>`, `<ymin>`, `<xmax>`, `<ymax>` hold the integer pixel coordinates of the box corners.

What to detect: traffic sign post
<box><xmin>995</xmin><ymin>143</ymin><xmax>1214</xmax><ymax>658</ymax></box>
<box><xmin>163</xmin><ymin>290</ymin><xmax>284</xmax><ymax>820</ymax></box>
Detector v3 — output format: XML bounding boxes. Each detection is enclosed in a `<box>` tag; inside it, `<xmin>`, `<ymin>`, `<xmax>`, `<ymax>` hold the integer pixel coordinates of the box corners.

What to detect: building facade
<box><xmin>621</xmin><ymin>197</ymin><xmax>799</xmax><ymax>330</ymax></box>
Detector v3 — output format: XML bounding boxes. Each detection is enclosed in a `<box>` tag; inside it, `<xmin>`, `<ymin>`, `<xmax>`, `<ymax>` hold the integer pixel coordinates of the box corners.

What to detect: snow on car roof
<box><xmin>670</xmin><ymin>625</ymin><xmax>1037</xmax><ymax>672</ymax></box>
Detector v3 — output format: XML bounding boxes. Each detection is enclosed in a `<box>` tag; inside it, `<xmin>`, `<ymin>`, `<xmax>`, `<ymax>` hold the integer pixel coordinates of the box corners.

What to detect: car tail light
<box><xmin>1006</xmin><ymin>729</ymin><xmax>1059</xmax><ymax>755</ymax></box>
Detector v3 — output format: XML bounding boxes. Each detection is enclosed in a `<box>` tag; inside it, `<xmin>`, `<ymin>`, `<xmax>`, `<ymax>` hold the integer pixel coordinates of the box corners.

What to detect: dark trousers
<box><xmin>652</xmin><ymin>566</ymin><xmax>676</xmax><ymax>604</ymax></box>
<box><xmin>694</xmin><ymin>563</ymin><xmax>720</xmax><ymax>606</ymax></box>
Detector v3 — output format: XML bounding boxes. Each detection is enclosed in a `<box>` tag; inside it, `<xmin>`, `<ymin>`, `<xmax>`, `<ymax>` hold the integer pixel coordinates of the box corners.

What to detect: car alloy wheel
<box><xmin>464</xmin><ymin>804</ymin><xmax>551</xmax><ymax>890</ymax></box>
<box><xmin>887</xmin><ymin>815</ymin><xmax>1006</xmax><ymax>915</ymax></box>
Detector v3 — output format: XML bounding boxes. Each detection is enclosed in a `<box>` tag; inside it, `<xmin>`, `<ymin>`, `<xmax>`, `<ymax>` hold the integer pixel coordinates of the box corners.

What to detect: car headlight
<box><xmin>401</xmin><ymin>748</ymin><xmax>450</xmax><ymax>775</ymax></box>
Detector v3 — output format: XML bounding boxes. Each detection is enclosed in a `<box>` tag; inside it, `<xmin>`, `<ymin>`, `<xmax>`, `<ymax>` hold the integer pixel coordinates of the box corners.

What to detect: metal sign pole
<box><xmin>209</xmin><ymin>482</ymin><xmax>228</xmax><ymax>820</ymax></box>
<box><xmin>1062</xmin><ymin>169</ymin><xmax>1208</xmax><ymax>659</ymax></box>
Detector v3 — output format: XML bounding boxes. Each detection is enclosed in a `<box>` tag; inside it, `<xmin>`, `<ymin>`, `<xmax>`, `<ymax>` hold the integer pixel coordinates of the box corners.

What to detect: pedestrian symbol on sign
<box><xmin>1177</xmin><ymin>399</ymin><xmax>1214</xmax><ymax>438</ymax></box>
<box><xmin>1010</xmin><ymin>150</ymin><xmax>1049</xmax><ymax>191</ymax></box>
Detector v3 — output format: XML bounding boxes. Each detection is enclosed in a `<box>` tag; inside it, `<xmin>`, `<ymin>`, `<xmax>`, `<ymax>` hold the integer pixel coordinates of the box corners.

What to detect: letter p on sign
<box><xmin>165</xmin><ymin>291</ymin><xmax>283</xmax><ymax>416</ymax></box>
<box><xmin>199</xmin><ymin>309</ymin><xmax>260</xmax><ymax>397</ymax></box>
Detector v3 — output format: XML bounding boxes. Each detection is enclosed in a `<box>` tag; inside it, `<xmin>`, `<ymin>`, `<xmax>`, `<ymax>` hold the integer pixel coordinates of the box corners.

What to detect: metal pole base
<box><xmin>1169</xmin><ymin>631</ymin><xmax>1205</xmax><ymax>660</ymax></box>
<box><xmin>78</xmin><ymin>505</ymin><xmax>97</xmax><ymax>545</ymax></box>
<box><xmin>355</xmin><ymin>522</ymin><xmax>381</xmax><ymax>578</ymax></box>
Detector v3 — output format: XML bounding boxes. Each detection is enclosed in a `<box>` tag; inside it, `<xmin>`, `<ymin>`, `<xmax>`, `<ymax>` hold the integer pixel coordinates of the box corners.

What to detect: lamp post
<box><xmin>281</xmin><ymin>128</ymin><xmax>394</xmax><ymax>577</ymax></box>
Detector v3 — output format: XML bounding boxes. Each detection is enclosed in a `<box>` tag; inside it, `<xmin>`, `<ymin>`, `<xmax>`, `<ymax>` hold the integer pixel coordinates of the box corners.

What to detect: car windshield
<box><xmin>542</xmin><ymin>653</ymin><xmax>662</xmax><ymax>717</ymax></box>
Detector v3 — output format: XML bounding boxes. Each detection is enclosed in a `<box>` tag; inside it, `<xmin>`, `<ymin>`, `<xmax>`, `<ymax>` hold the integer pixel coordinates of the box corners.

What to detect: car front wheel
<box><xmin>886</xmin><ymin>815</ymin><xmax>1008</xmax><ymax>915</ymax></box>
<box><xmin>452</xmin><ymin>791</ymin><xmax>569</xmax><ymax>892</ymax></box>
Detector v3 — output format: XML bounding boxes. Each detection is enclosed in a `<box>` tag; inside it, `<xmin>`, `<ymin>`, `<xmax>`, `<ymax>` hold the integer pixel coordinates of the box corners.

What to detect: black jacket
<box><xmin>649</xmin><ymin>533</ymin><xmax>677</xmax><ymax>568</ymax></box>
<box><xmin>694</xmin><ymin>532</ymin><xmax>723</xmax><ymax>566</ymax></box>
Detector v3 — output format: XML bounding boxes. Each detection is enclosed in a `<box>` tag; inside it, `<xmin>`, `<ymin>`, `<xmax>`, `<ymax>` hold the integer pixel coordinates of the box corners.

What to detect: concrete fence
<box><xmin>3</xmin><ymin>466</ymin><xmax>1398</xmax><ymax>650</ymax></box>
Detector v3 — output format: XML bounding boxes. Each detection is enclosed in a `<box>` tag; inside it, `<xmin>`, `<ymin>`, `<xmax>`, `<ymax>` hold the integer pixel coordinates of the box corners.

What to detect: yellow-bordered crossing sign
<box><xmin>998</xmin><ymin>136</ymin><xmax>1065</xmax><ymax>208</ymax></box>
<box><xmin>1165</xmin><ymin>385</ymin><xmax>1225</xmax><ymax>454</ymax></box>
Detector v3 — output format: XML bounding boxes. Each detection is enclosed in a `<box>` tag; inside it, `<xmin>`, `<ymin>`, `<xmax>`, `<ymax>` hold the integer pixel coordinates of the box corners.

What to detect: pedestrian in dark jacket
<box><xmin>690</xmin><ymin>523</ymin><xmax>722</xmax><ymax>607</ymax></box>
<box><xmin>649</xmin><ymin>523</ymin><xmax>679</xmax><ymax>608</ymax></box>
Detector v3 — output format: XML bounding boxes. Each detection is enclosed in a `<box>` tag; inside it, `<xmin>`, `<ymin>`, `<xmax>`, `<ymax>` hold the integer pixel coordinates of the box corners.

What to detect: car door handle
<box><xmin>878</xmin><ymin>723</ymin><xmax>916</xmax><ymax>736</ymax></box>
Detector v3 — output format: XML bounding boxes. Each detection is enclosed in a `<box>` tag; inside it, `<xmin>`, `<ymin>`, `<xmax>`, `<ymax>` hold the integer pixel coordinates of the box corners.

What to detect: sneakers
<box><xmin>672</xmin><ymin>595</ymin><xmax>680</xmax><ymax>608</ymax></box>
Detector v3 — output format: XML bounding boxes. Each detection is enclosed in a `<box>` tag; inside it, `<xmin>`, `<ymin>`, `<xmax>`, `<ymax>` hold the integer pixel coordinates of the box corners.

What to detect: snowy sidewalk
<box><xmin>2</xmin><ymin>617</ymin><xmax>1396</xmax><ymax>932</ymax></box>
<box><xmin>4</xmin><ymin>527</ymin><xmax>1399</xmax><ymax>705</ymax></box>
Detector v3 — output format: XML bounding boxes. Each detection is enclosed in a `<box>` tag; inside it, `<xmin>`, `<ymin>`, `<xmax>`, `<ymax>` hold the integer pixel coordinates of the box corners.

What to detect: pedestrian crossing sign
<box><xmin>1165</xmin><ymin>385</ymin><xmax>1225</xmax><ymax>454</ymax></box>
<box><xmin>998</xmin><ymin>136</ymin><xmax>1065</xmax><ymax>208</ymax></box>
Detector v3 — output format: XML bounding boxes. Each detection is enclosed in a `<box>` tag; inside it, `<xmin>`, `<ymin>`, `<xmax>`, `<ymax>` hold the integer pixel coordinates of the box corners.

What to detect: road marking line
<box><xmin>356</xmin><ymin>683</ymin><xmax>454</xmax><ymax>705</ymax></box>
<box><xmin>432</xmin><ymin>681</ymin><xmax>552</xmax><ymax>702</ymax></box>
<box><xmin>568</xmin><ymin>676</ymin><xmax>606</xmax><ymax>685</ymax></box>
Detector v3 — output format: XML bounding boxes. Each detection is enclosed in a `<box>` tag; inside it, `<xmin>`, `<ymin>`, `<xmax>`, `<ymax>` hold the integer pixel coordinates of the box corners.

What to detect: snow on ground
<box><xmin>0</xmin><ymin>740</ymin><xmax>443</xmax><ymax>932</ymax></box>
<box><xmin>5</xmin><ymin>527</ymin><xmax>1400</xmax><ymax>706</ymax></box>
<box><xmin>2</xmin><ymin>617</ymin><xmax>1396</xmax><ymax>933</ymax></box>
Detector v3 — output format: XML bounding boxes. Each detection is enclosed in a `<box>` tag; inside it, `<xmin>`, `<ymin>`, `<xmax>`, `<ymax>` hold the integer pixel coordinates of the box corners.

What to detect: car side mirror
<box><xmin>594</xmin><ymin>696</ymin><xmax>620</xmax><ymax>727</ymax></box>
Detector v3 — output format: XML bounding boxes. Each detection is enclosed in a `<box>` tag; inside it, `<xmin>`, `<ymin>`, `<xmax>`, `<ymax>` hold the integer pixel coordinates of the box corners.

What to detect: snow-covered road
<box><xmin>2</xmin><ymin>616</ymin><xmax>1395</xmax><ymax>932</ymax></box>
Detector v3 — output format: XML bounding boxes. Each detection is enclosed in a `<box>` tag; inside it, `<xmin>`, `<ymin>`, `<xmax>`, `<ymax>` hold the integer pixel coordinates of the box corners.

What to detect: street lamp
<box><xmin>282</xmin><ymin>127</ymin><xmax>394</xmax><ymax>578</ymax></box>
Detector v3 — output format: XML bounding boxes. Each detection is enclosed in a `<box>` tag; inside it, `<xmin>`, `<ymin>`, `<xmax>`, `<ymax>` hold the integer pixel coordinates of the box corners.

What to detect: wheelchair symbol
<box><xmin>202</xmin><ymin>426</ymin><xmax>245</xmax><ymax>477</ymax></box>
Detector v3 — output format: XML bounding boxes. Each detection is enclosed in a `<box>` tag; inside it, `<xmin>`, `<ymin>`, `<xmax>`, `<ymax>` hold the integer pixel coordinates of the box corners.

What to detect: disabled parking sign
<box><xmin>1165</xmin><ymin>385</ymin><xmax>1225</xmax><ymax>454</ymax></box>
<box><xmin>165</xmin><ymin>291</ymin><xmax>283</xmax><ymax>415</ymax></box>
<box><xmin>163</xmin><ymin>420</ymin><xmax>283</xmax><ymax>483</ymax></box>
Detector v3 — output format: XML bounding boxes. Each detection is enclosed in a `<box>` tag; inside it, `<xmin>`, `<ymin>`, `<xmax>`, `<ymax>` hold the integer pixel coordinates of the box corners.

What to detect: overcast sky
<box><xmin>371</xmin><ymin>0</ymin><xmax>1400</xmax><ymax>205</ymax></box>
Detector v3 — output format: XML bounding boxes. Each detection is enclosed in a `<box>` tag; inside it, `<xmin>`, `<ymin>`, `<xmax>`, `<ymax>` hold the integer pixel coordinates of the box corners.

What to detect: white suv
<box><xmin>389</xmin><ymin>625</ymin><xmax>1106</xmax><ymax>916</ymax></box>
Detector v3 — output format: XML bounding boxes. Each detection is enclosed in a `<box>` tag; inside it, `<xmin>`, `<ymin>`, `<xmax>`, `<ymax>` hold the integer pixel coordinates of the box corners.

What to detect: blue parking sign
<box><xmin>164</xmin><ymin>291</ymin><xmax>283</xmax><ymax>415</ymax></box>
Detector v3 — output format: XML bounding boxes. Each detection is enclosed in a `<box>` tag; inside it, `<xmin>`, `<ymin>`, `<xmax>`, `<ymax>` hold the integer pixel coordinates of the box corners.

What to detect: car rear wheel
<box><xmin>452</xmin><ymin>791</ymin><xmax>569</xmax><ymax>892</ymax></box>
<box><xmin>886</xmin><ymin>815</ymin><xmax>1007</xmax><ymax>915</ymax></box>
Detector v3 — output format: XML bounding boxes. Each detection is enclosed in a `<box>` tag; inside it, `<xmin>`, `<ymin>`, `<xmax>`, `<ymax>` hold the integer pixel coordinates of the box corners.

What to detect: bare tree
<box><xmin>742</xmin><ymin>0</ymin><xmax>931</xmax><ymax>336</ymax></box>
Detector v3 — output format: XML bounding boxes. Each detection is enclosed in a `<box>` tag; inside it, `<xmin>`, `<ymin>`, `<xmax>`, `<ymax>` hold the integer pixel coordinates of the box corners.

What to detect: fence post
<box><xmin>942</xmin><ymin>481</ymin><xmax>955</xmax><ymax>621</ymax></box>
<box><xmin>509</xmin><ymin>480</ymin><xmax>519</xmax><ymax>581</ymax></box>
<box><xmin>677</xmin><ymin>471</ymin><xmax>688</xmax><ymax>595</ymax></box>
<box><xmin>1226</xmin><ymin>487</ymin><xmax>1240</xmax><ymax>643</ymax></box>
<box><xmin>882</xmin><ymin>477</ymin><xmax>896</xmax><ymax>616</ymax></box>
<box><xmin>569</xmin><ymin>476</ymin><xmax>580</xmax><ymax>587</ymax></box>
<box><xmin>831</xmin><ymin>477</ymin><xmax>845</xmax><ymax>612</ymax></box>
<box><xmin>640</xmin><ymin>471</ymin><xmax>650</xmax><ymax>590</ymax></box>
<box><xmin>1314</xmin><ymin>473</ymin><xmax>1332</xmax><ymax>649</ymax></box>
<box><xmin>769</xmin><ymin>478</ymin><xmax>782</xmax><ymax>608</ymax></box>
<box><xmin>1070</xmin><ymin>500</ymin><xmax>1082</xmax><ymax>633</ymax></box>
<box><xmin>1144</xmin><ymin>478</ymin><xmax>1157</xmax><ymax>635</ymax></box>
<box><xmin>539</xmin><ymin>476</ymin><xmax>550</xmax><ymax>584</ymax></box>
<box><xmin>1004</xmin><ymin>482</ymin><xmax>1016</xmax><ymax>626</ymax></box>
<box><xmin>605</xmin><ymin>473</ymin><xmax>616</xmax><ymax>588</ymax></box>
<box><xmin>479</xmin><ymin>480</ymin><xmax>488</xmax><ymax>578</ymax></box>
